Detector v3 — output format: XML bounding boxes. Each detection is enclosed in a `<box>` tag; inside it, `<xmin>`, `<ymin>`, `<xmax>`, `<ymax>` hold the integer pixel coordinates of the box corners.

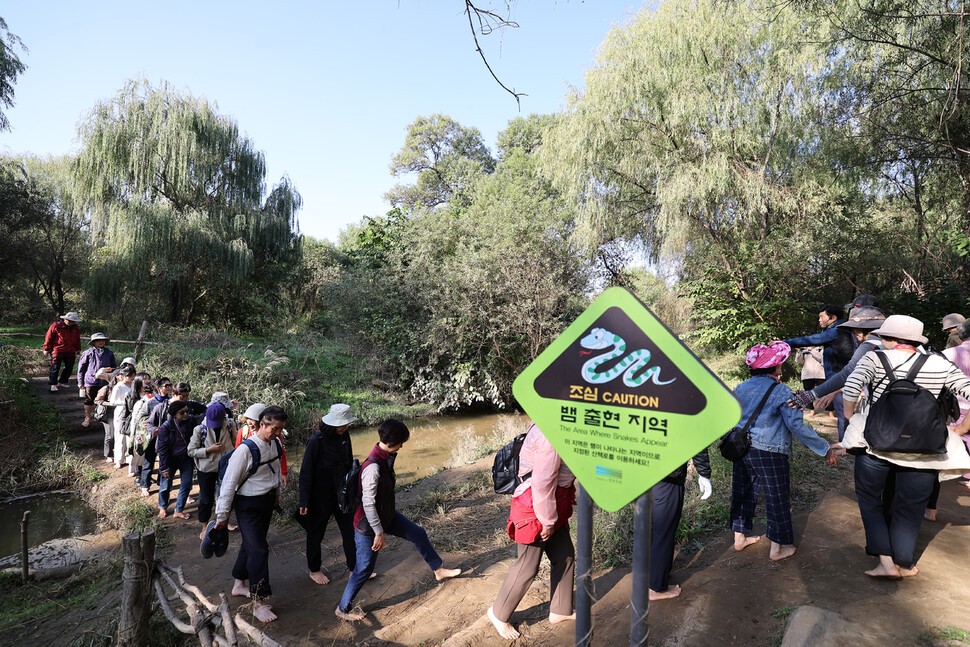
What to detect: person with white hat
<box><xmin>842</xmin><ymin>314</ymin><xmax>970</xmax><ymax>578</ymax></box>
<box><xmin>299</xmin><ymin>404</ymin><xmax>359</xmax><ymax>585</ymax></box>
<box><xmin>43</xmin><ymin>312</ymin><xmax>82</xmax><ymax>392</ymax></box>
<box><xmin>76</xmin><ymin>333</ymin><xmax>117</xmax><ymax>428</ymax></box>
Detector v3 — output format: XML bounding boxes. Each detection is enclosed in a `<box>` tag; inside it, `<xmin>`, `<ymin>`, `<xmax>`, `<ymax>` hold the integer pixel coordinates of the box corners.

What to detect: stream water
<box><xmin>0</xmin><ymin>412</ymin><xmax>525</xmax><ymax>562</ymax></box>
<box><xmin>0</xmin><ymin>492</ymin><xmax>99</xmax><ymax>562</ymax></box>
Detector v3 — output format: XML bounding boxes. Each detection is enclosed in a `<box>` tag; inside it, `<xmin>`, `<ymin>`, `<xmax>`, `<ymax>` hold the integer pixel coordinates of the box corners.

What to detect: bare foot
<box><xmin>186</xmin><ymin>497</ymin><xmax>196</xmax><ymax>506</ymax></box>
<box><xmin>199</xmin><ymin>528</ymin><xmax>207</xmax><ymax>541</ymax></box>
<box><xmin>335</xmin><ymin>606</ymin><xmax>366</xmax><ymax>622</ymax></box>
<box><xmin>649</xmin><ymin>584</ymin><xmax>682</xmax><ymax>600</ymax></box>
<box><xmin>548</xmin><ymin>611</ymin><xmax>576</xmax><ymax>624</ymax></box>
<box><xmin>252</xmin><ymin>600</ymin><xmax>277</xmax><ymax>623</ymax></box>
<box><xmin>865</xmin><ymin>558</ymin><xmax>901</xmax><ymax>578</ymax></box>
<box><xmin>82</xmin><ymin>419</ymin><xmax>90</xmax><ymax>428</ymax></box>
<box><xmin>140</xmin><ymin>488</ymin><xmax>150</xmax><ymax>497</ymax></box>
<box><xmin>434</xmin><ymin>567</ymin><xmax>462</xmax><ymax>581</ymax></box>
<box><xmin>898</xmin><ymin>565</ymin><xmax>919</xmax><ymax>577</ymax></box>
<box><xmin>487</xmin><ymin>606</ymin><xmax>520</xmax><ymax>639</ymax></box>
<box><xmin>158</xmin><ymin>509</ymin><xmax>168</xmax><ymax>519</ymax></box>
<box><xmin>228</xmin><ymin>524</ymin><xmax>238</xmax><ymax>531</ymax></box>
<box><xmin>769</xmin><ymin>543</ymin><xmax>796</xmax><ymax>561</ymax></box>
<box><xmin>309</xmin><ymin>571</ymin><xmax>330</xmax><ymax>585</ymax></box>
<box><xmin>734</xmin><ymin>533</ymin><xmax>761</xmax><ymax>551</ymax></box>
<box><xmin>173</xmin><ymin>511</ymin><xmax>190</xmax><ymax>520</ymax></box>
<box><xmin>924</xmin><ymin>508</ymin><xmax>937</xmax><ymax>522</ymax></box>
<box><xmin>231</xmin><ymin>580</ymin><xmax>250</xmax><ymax>597</ymax></box>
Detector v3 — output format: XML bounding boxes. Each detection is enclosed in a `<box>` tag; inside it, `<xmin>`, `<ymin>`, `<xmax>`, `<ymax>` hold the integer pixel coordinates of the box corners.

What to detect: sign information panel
<box><xmin>513</xmin><ymin>287</ymin><xmax>742</xmax><ymax>511</ymax></box>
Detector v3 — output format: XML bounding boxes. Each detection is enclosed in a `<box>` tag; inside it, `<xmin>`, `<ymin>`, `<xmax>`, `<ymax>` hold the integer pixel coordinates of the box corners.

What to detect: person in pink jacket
<box><xmin>487</xmin><ymin>423</ymin><xmax>576</xmax><ymax>640</ymax></box>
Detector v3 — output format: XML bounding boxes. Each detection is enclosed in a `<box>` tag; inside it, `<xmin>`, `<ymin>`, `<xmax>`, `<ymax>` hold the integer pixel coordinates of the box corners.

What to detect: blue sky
<box><xmin>1</xmin><ymin>1</ymin><xmax>645</xmax><ymax>241</ymax></box>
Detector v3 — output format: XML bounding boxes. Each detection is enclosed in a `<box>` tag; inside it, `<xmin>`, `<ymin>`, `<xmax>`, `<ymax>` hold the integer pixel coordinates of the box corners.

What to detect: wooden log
<box><xmin>118</xmin><ymin>531</ymin><xmax>153</xmax><ymax>647</ymax></box>
<box><xmin>0</xmin><ymin>332</ymin><xmax>161</xmax><ymax>345</ymax></box>
<box><xmin>234</xmin><ymin>614</ymin><xmax>284</xmax><ymax>647</ymax></box>
<box><xmin>20</xmin><ymin>511</ymin><xmax>29</xmax><ymax>585</ymax></box>
<box><xmin>134</xmin><ymin>320</ymin><xmax>149</xmax><ymax>362</ymax></box>
<box><xmin>219</xmin><ymin>594</ymin><xmax>238</xmax><ymax>647</ymax></box>
<box><xmin>153</xmin><ymin>579</ymin><xmax>196</xmax><ymax>634</ymax></box>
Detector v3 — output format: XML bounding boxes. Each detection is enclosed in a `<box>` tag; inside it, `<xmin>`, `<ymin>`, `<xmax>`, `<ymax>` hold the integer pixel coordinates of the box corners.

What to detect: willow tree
<box><xmin>75</xmin><ymin>80</ymin><xmax>301</xmax><ymax>326</ymax></box>
<box><xmin>541</xmin><ymin>1</ymin><xmax>900</xmax><ymax>348</ymax></box>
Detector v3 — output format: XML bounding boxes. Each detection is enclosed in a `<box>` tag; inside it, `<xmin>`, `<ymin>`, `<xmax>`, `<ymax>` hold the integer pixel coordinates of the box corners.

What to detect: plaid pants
<box><xmin>730</xmin><ymin>447</ymin><xmax>793</xmax><ymax>545</ymax></box>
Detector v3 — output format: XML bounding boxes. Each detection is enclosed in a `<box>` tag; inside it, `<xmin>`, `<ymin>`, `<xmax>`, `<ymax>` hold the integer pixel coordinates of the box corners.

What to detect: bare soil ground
<box><xmin>15</xmin><ymin>377</ymin><xmax>970</xmax><ymax>646</ymax></box>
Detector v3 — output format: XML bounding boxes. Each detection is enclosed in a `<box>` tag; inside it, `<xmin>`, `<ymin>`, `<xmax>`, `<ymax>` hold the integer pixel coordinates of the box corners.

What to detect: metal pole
<box><xmin>631</xmin><ymin>491</ymin><xmax>652</xmax><ymax>646</ymax></box>
<box><xmin>575</xmin><ymin>484</ymin><xmax>593</xmax><ymax>647</ymax></box>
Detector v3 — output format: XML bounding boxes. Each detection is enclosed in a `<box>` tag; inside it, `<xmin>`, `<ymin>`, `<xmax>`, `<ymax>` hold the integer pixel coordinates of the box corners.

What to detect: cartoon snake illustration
<box><xmin>579</xmin><ymin>328</ymin><xmax>675</xmax><ymax>387</ymax></box>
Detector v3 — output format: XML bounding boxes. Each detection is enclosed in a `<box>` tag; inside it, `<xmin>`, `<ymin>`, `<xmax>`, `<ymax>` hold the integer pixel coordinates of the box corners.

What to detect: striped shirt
<box><xmin>843</xmin><ymin>349</ymin><xmax>970</xmax><ymax>405</ymax></box>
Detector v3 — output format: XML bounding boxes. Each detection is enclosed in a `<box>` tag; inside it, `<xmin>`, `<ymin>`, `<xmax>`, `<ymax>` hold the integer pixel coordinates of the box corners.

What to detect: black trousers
<box><xmin>854</xmin><ymin>453</ymin><xmax>935</xmax><ymax>568</ymax></box>
<box><xmin>232</xmin><ymin>490</ymin><xmax>276</xmax><ymax>599</ymax></box>
<box><xmin>196</xmin><ymin>470</ymin><xmax>219</xmax><ymax>524</ymax></box>
<box><xmin>49</xmin><ymin>353</ymin><xmax>75</xmax><ymax>385</ymax></box>
<box><xmin>651</xmin><ymin>481</ymin><xmax>685</xmax><ymax>592</ymax></box>
<box><xmin>305</xmin><ymin>505</ymin><xmax>357</xmax><ymax>573</ymax></box>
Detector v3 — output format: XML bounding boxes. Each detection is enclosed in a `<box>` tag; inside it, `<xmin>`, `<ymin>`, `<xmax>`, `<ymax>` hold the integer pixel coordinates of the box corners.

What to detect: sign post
<box><xmin>512</xmin><ymin>287</ymin><xmax>741</xmax><ymax>644</ymax></box>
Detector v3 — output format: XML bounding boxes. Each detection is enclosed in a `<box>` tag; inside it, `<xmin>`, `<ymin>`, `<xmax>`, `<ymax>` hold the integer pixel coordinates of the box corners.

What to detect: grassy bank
<box><xmin>0</xmin><ymin>345</ymin><xmax>103</xmax><ymax>498</ymax></box>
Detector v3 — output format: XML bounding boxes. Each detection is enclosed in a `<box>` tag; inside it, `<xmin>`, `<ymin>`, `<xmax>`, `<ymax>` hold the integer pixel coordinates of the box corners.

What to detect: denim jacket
<box><xmin>733</xmin><ymin>375</ymin><xmax>830</xmax><ymax>457</ymax></box>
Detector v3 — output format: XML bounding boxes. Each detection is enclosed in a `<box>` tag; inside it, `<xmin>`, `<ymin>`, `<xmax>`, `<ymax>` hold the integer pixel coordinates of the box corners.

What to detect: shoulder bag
<box><xmin>719</xmin><ymin>381</ymin><xmax>779</xmax><ymax>462</ymax></box>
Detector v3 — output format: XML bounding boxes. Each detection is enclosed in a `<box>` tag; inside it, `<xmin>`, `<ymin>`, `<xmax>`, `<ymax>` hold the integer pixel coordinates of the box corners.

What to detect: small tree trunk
<box><xmin>134</xmin><ymin>321</ymin><xmax>149</xmax><ymax>363</ymax></box>
<box><xmin>117</xmin><ymin>530</ymin><xmax>155</xmax><ymax>647</ymax></box>
<box><xmin>20</xmin><ymin>511</ymin><xmax>30</xmax><ymax>584</ymax></box>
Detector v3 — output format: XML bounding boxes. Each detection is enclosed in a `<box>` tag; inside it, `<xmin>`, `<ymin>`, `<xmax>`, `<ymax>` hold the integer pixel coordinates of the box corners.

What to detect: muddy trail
<box><xmin>13</xmin><ymin>373</ymin><xmax>970</xmax><ymax>646</ymax></box>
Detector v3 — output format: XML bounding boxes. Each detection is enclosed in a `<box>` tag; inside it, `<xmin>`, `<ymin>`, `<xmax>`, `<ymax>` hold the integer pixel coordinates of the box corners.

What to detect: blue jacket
<box><xmin>733</xmin><ymin>375</ymin><xmax>830</xmax><ymax>457</ymax></box>
<box><xmin>784</xmin><ymin>320</ymin><xmax>845</xmax><ymax>378</ymax></box>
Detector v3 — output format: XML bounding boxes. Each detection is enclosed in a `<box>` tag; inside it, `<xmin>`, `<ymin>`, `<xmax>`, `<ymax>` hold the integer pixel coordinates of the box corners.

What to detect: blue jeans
<box><xmin>338</xmin><ymin>512</ymin><xmax>442</xmax><ymax>612</ymax></box>
<box><xmin>159</xmin><ymin>454</ymin><xmax>194</xmax><ymax>512</ymax></box>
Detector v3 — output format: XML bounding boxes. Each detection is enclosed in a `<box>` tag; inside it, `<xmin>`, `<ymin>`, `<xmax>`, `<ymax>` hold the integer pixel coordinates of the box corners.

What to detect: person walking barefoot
<box><xmin>335</xmin><ymin>419</ymin><xmax>461</xmax><ymax>622</ymax></box>
<box><xmin>487</xmin><ymin>422</ymin><xmax>576</xmax><ymax>639</ymax></box>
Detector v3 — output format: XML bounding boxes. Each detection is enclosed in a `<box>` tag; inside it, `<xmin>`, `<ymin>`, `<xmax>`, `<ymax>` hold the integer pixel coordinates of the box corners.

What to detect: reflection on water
<box><xmin>0</xmin><ymin>492</ymin><xmax>99</xmax><ymax>560</ymax></box>
<box><xmin>287</xmin><ymin>412</ymin><xmax>527</xmax><ymax>484</ymax></box>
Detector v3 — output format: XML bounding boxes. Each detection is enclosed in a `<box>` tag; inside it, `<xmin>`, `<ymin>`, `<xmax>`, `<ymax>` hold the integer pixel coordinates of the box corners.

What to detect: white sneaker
<box><xmin>50</xmin><ymin>384</ymin><xmax>59</xmax><ymax>392</ymax></box>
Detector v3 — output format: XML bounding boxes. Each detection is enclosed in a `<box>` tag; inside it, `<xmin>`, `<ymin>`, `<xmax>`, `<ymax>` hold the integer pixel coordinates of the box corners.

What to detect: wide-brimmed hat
<box><xmin>121</xmin><ymin>356</ymin><xmax>136</xmax><ymax>366</ymax></box>
<box><xmin>210</xmin><ymin>392</ymin><xmax>232</xmax><ymax>408</ymax></box>
<box><xmin>242</xmin><ymin>403</ymin><xmax>266</xmax><ymax>421</ymax></box>
<box><xmin>942</xmin><ymin>313</ymin><xmax>966</xmax><ymax>331</ymax></box>
<box><xmin>322</xmin><ymin>403</ymin><xmax>357</xmax><ymax>427</ymax></box>
<box><xmin>88</xmin><ymin>332</ymin><xmax>110</xmax><ymax>345</ymax></box>
<box><xmin>838</xmin><ymin>306</ymin><xmax>886</xmax><ymax>331</ymax></box>
<box><xmin>60</xmin><ymin>312</ymin><xmax>82</xmax><ymax>322</ymax></box>
<box><xmin>871</xmin><ymin>315</ymin><xmax>928</xmax><ymax>345</ymax></box>
<box><xmin>745</xmin><ymin>342</ymin><xmax>791</xmax><ymax>369</ymax></box>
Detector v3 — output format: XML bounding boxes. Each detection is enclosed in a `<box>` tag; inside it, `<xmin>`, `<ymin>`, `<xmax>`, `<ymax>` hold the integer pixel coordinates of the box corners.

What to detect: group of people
<box><xmin>42</xmin><ymin>300</ymin><xmax>970</xmax><ymax>635</ymax></box>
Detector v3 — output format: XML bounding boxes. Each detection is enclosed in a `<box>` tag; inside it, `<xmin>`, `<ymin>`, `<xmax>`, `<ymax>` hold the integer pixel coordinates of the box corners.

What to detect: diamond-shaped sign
<box><xmin>513</xmin><ymin>287</ymin><xmax>741</xmax><ymax>511</ymax></box>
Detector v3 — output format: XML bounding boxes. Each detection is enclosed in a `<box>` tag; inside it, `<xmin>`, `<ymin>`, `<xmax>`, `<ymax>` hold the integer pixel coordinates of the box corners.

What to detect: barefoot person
<box><xmin>335</xmin><ymin>419</ymin><xmax>461</xmax><ymax>622</ymax></box>
<box><xmin>841</xmin><ymin>315</ymin><xmax>970</xmax><ymax>578</ymax></box>
<box><xmin>77</xmin><ymin>332</ymin><xmax>116</xmax><ymax>428</ymax></box>
<box><xmin>299</xmin><ymin>404</ymin><xmax>359</xmax><ymax>585</ymax></box>
<box><xmin>157</xmin><ymin>400</ymin><xmax>202</xmax><ymax>520</ymax></box>
<box><xmin>212</xmin><ymin>406</ymin><xmax>287</xmax><ymax>623</ymax></box>
<box><xmin>487</xmin><ymin>422</ymin><xmax>576</xmax><ymax>640</ymax></box>
<box><xmin>730</xmin><ymin>342</ymin><xmax>839</xmax><ymax>561</ymax></box>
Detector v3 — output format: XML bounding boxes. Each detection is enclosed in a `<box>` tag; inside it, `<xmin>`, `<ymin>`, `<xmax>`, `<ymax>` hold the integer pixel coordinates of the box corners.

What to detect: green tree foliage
<box><xmin>542</xmin><ymin>1</ymin><xmax>905</xmax><ymax>349</ymax></box>
<box><xmin>75</xmin><ymin>80</ymin><xmax>302</xmax><ymax>328</ymax></box>
<box><xmin>385</xmin><ymin>114</ymin><xmax>495</xmax><ymax>209</ymax></box>
<box><xmin>334</xmin><ymin>116</ymin><xmax>590</xmax><ymax>409</ymax></box>
<box><xmin>0</xmin><ymin>17</ymin><xmax>26</xmax><ymax>132</ymax></box>
<box><xmin>0</xmin><ymin>157</ymin><xmax>88</xmax><ymax>319</ymax></box>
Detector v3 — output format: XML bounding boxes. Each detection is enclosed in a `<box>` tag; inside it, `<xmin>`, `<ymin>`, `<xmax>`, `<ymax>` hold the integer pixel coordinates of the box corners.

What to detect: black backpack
<box><xmin>217</xmin><ymin>436</ymin><xmax>283</xmax><ymax>489</ymax></box>
<box><xmin>863</xmin><ymin>352</ymin><xmax>948</xmax><ymax>454</ymax></box>
<box><xmin>492</xmin><ymin>432</ymin><xmax>533</xmax><ymax>494</ymax></box>
<box><xmin>336</xmin><ymin>458</ymin><xmax>365</xmax><ymax>514</ymax></box>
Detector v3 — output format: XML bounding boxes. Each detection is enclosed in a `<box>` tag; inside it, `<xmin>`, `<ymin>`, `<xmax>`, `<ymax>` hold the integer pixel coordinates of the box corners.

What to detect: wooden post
<box><xmin>133</xmin><ymin>321</ymin><xmax>149</xmax><ymax>363</ymax></box>
<box><xmin>117</xmin><ymin>530</ymin><xmax>155</xmax><ymax>647</ymax></box>
<box><xmin>20</xmin><ymin>511</ymin><xmax>30</xmax><ymax>584</ymax></box>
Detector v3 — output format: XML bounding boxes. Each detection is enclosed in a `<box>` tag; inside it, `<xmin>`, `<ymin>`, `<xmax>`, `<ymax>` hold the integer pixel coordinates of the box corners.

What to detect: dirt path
<box><xmin>22</xmin><ymin>375</ymin><xmax>970</xmax><ymax>646</ymax></box>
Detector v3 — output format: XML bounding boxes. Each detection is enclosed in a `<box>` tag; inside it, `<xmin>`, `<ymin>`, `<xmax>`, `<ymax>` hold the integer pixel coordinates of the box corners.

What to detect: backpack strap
<box><xmin>741</xmin><ymin>380</ymin><xmax>779</xmax><ymax>434</ymax></box>
<box><xmin>902</xmin><ymin>352</ymin><xmax>930</xmax><ymax>381</ymax></box>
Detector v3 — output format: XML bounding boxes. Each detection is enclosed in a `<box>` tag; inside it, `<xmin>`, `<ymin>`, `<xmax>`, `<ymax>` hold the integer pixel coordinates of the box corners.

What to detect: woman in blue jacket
<box><xmin>730</xmin><ymin>342</ymin><xmax>839</xmax><ymax>561</ymax></box>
